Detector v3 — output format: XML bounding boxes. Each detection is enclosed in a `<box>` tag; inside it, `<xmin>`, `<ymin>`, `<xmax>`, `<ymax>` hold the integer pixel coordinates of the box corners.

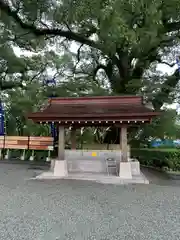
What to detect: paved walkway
<box><xmin>141</xmin><ymin>166</ymin><xmax>180</xmax><ymax>185</ymax></box>
<box><xmin>0</xmin><ymin>163</ymin><xmax>179</xmax><ymax>240</ymax></box>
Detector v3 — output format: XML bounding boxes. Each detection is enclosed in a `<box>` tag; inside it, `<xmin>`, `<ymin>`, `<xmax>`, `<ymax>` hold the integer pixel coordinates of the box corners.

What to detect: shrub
<box><xmin>167</xmin><ymin>152</ymin><xmax>180</xmax><ymax>171</ymax></box>
<box><xmin>131</xmin><ymin>148</ymin><xmax>180</xmax><ymax>171</ymax></box>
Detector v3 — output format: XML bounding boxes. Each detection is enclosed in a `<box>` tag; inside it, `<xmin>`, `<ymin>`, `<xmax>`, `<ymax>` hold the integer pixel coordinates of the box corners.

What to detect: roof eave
<box><xmin>28</xmin><ymin>112</ymin><xmax>160</xmax><ymax>121</ymax></box>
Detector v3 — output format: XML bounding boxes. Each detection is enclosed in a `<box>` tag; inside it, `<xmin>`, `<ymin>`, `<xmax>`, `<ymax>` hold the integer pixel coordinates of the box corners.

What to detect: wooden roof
<box><xmin>28</xmin><ymin>95</ymin><xmax>160</xmax><ymax>126</ymax></box>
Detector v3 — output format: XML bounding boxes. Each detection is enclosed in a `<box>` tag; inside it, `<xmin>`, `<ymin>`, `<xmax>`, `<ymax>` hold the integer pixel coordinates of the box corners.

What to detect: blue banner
<box><xmin>43</xmin><ymin>79</ymin><xmax>56</xmax><ymax>86</ymax></box>
<box><xmin>0</xmin><ymin>101</ymin><xmax>5</xmax><ymax>136</ymax></box>
<box><xmin>50</xmin><ymin>122</ymin><xmax>57</xmax><ymax>138</ymax></box>
<box><xmin>43</xmin><ymin>79</ymin><xmax>57</xmax><ymax>138</ymax></box>
<box><xmin>151</xmin><ymin>139</ymin><xmax>175</xmax><ymax>147</ymax></box>
<box><xmin>49</xmin><ymin>95</ymin><xmax>57</xmax><ymax>138</ymax></box>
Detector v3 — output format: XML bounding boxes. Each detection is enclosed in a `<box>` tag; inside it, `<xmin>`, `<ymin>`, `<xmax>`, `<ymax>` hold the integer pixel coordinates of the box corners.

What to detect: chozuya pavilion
<box><xmin>28</xmin><ymin>95</ymin><xmax>159</xmax><ymax>184</ymax></box>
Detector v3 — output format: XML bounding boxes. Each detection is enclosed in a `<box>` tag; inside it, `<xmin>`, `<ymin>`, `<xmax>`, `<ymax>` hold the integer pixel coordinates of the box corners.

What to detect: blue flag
<box><xmin>43</xmin><ymin>79</ymin><xmax>56</xmax><ymax>86</ymax></box>
<box><xmin>50</xmin><ymin>122</ymin><xmax>57</xmax><ymax>138</ymax></box>
<box><xmin>43</xmin><ymin>79</ymin><xmax>57</xmax><ymax>138</ymax></box>
<box><xmin>0</xmin><ymin>101</ymin><xmax>5</xmax><ymax>136</ymax></box>
<box><xmin>49</xmin><ymin>95</ymin><xmax>57</xmax><ymax>138</ymax></box>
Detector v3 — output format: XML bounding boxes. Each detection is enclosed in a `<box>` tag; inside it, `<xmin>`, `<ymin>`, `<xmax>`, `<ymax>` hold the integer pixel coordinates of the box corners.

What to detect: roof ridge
<box><xmin>49</xmin><ymin>95</ymin><xmax>141</xmax><ymax>101</ymax></box>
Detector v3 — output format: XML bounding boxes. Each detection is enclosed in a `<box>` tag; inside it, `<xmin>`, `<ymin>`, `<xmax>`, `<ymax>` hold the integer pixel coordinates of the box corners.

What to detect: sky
<box><xmin>13</xmin><ymin>45</ymin><xmax>179</xmax><ymax>111</ymax></box>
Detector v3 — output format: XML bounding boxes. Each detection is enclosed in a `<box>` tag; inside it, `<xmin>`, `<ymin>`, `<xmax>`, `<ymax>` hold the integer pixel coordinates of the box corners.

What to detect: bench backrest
<box><xmin>0</xmin><ymin>136</ymin><xmax>54</xmax><ymax>151</ymax></box>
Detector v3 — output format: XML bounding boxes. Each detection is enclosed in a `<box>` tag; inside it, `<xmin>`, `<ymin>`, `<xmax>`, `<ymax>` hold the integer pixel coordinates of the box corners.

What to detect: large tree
<box><xmin>0</xmin><ymin>0</ymin><xmax>180</xmax><ymax>108</ymax></box>
<box><xmin>3</xmin><ymin>50</ymin><xmax>108</xmax><ymax>135</ymax></box>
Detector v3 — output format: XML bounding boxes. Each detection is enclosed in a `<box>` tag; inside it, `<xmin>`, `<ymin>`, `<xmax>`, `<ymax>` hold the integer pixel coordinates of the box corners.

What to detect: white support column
<box><xmin>119</xmin><ymin>126</ymin><xmax>132</xmax><ymax>179</ymax></box>
<box><xmin>54</xmin><ymin>126</ymin><xmax>68</xmax><ymax>177</ymax></box>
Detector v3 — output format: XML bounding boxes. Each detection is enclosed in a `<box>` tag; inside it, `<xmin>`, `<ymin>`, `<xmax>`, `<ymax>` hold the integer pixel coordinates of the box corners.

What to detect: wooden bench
<box><xmin>0</xmin><ymin>136</ymin><xmax>54</xmax><ymax>161</ymax></box>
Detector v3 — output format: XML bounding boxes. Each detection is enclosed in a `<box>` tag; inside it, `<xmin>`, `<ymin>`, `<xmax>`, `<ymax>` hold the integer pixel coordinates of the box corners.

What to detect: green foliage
<box><xmin>131</xmin><ymin>148</ymin><xmax>180</xmax><ymax>171</ymax></box>
<box><xmin>0</xmin><ymin>0</ymin><xmax>180</xmax><ymax>149</ymax></box>
<box><xmin>2</xmin><ymin>51</ymin><xmax>109</xmax><ymax>137</ymax></box>
<box><xmin>4</xmin><ymin>81</ymin><xmax>49</xmax><ymax>136</ymax></box>
<box><xmin>0</xmin><ymin>0</ymin><xmax>180</xmax><ymax>108</ymax></box>
<box><xmin>131</xmin><ymin>109</ymin><xmax>179</xmax><ymax>146</ymax></box>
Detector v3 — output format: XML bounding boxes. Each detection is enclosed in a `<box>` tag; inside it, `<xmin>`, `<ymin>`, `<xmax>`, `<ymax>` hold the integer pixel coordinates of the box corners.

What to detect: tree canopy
<box><xmin>0</xmin><ymin>0</ymin><xmax>180</xmax><ymax>142</ymax></box>
<box><xmin>1</xmin><ymin>0</ymin><xmax>180</xmax><ymax>109</ymax></box>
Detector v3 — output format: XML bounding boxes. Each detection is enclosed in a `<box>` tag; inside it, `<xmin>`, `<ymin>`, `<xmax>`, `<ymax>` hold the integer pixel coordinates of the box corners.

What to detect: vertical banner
<box><xmin>50</xmin><ymin>122</ymin><xmax>57</xmax><ymax>138</ymax></box>
<box><xmin>0</xmin><ymin>101</ymin><xmax>5</xmax><ymax>136</ymax></box>
<box><xmin>43</xmin><ymin>79</ymin><xmax>57</xmax><ymax>138</ymax></box>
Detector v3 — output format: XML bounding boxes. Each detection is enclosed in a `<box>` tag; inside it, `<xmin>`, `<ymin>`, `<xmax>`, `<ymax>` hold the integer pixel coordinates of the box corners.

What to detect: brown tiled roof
<box><xmin>28</xmin><ymin>95</ymin><xmax>160</xmax><ymax>122</ymax></box>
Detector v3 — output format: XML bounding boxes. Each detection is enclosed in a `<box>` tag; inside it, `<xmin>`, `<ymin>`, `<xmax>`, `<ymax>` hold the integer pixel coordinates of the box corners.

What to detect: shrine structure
<box><xmin>28</xmin><ymin>95</ymin><xmax>159</xmax><ymax>182</ymax></box>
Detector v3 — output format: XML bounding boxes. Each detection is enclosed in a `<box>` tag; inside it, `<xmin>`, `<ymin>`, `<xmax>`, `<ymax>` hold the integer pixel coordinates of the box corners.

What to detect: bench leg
<box><xmin>0</xmin><ymin>149</ymin><xmax>2</xmax><ymax>160</ymax></box>
<box><xmin>5</xmin><ymin>149</ymin><xmax>9</xmax><ymax>160</ymax></box>
<box><xmin>29</xmin><ymin>150</ymin><xmax>35</xmax><ymax>161</ymax></box>
<box><xmin>20</xmin><ymin>150</ymin><xmax>26</xmax><ymax>161</ymax></box>
<box><xmin>46</xmin><ymin>150</ymin><xmax>51</xmax><ymax>162</ymax></box>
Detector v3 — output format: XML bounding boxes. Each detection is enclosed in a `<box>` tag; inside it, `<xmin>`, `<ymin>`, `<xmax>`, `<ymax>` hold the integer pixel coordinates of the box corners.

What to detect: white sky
<box><xmin>13</xmin><ymin>45</ymin><xmax>179</xmax><ymax>111</ymax></box>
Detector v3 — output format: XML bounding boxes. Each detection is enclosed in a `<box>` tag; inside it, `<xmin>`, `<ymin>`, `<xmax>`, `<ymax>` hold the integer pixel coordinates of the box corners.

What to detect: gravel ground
<box><xmin>0</xmin><ymin>164</ymin><xmax>180</xmax><ymax>240</ymax></box>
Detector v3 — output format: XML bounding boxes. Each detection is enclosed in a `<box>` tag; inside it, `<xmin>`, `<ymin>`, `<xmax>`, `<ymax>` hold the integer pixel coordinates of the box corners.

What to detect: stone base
<box><xmin>32</xmin><ymin>159</ymin><xmax>148</xmax><ymax>184</ymax></box>
<box><xmin>68</xmin><ymin>159</ymin><xmax>106</xmax><ymax>173</ymax></box>
<box><xmin>50</xmin><ymin>159</ymin><xmax>55</xmax><ymax>171</ymax></box>
<box><xmin>54</xmin><ymin>160</ymin><xmax>68</xmax><ymax>177</ymax></box>
<box><xmin>119</xmin><ymin>162</ymin><xmax>132</xmax><ymax>179</ymax></box>
<box><xmin>33</xmin><ymin>172</ymin><xmax>149</xmax><ymax>184</ymax></box>
<box><xmin>131</xmin><ymin>161</ymin><xmax>140</xmax><ymax>175</ymax></box>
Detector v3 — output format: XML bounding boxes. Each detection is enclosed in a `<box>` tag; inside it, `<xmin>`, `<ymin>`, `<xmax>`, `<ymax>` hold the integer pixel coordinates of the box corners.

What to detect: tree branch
<box><xmin>77</xmin><ymin>44</ymin><xmax>83</xmax><ymax>63</ymax></box>
<box><xmin>152</xmin><ymin>69</ymin><xmax>180</xmax><ymax>110</ymax></box>
<box><xmin>131</xmin><ymin>40</ymin><xmax>175</xmax><ymax>81</ymax></box>
<box><xmin>156</xmin><ymin>60</ymin><xmax>176</xmax><ymax>68</ymax></box>
<box><xmin>0</xmin><ymin>0</ymin><xmax>99</xmax><ymax>49</ymax></box>
<box><xmin>29</xmin><ymin>64</ymin><xmax>48</xmax><ymax>83</ymax></box>
<box><xmin>73</xmin><ymin>44</ymin><xmax>84</xmax><ymax>73</ymax></box>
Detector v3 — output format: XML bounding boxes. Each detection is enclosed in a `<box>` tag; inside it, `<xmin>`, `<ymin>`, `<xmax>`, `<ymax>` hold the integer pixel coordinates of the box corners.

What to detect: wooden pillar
<box><xmin>54</xmin><ymin>125</ymin><xmax>68</xmax><ymax>177</ymax></box>
<box><xmin>71</xmin><ymin>128</ymin><xmax>76</xmax><ymax>149</ymax></box>
<box><xmin>120</xmin><ymin>126</ymin><xmax>128</xmax><ymax>162</ymax></box>
<box><xmin>119</xmin><ymin>125</ymin><xmax>132</xmax><ymax>179</ymax></box>
<box><xmin>58</xmin><ymin>126</ymin><xmax>65</xmax><ymax>160</ymax></box>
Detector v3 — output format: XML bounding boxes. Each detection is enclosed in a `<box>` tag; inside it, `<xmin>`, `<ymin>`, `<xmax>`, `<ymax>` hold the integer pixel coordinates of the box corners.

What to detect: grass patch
<box><xmin>139</xmin><ymin>148</ymin><xmax>179</xmax><ymax>152</ymax></box>
<box><xmin>166</xmin><ymin>170</ymin><xmax>180</xmax><ymax>174</ymax></box>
